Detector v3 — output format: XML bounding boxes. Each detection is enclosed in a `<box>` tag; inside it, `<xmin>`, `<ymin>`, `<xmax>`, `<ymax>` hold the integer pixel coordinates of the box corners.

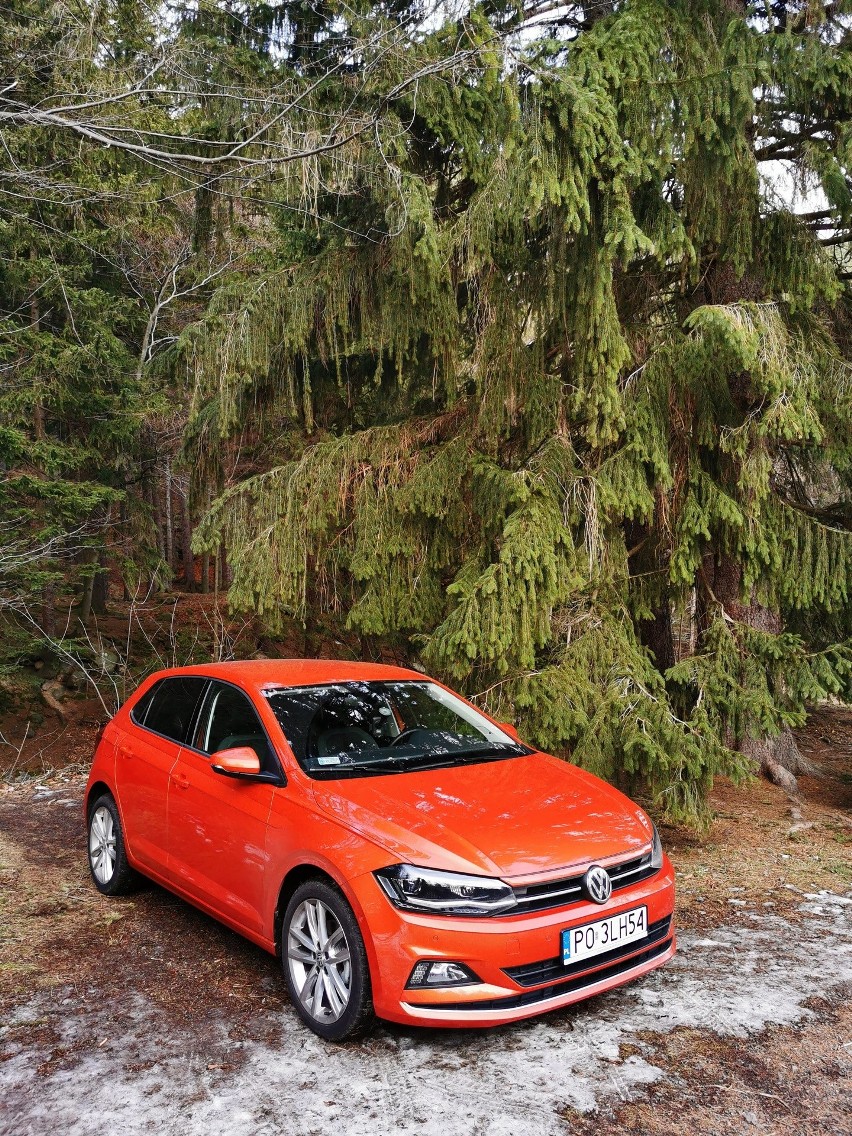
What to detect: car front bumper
<box><xmin>351</xmin><ymin>853</ymin><xmax>676</xmax><ymax>1028</ymax></box>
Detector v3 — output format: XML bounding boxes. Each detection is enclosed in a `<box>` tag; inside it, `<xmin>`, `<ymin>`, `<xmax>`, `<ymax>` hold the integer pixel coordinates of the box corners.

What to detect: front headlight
<box><xmin>374</xmin><ymin>864</ymin><xmax>517</xmax><ymax>916</ymax></box>
<box><xmin>650</xmin><ymin>823</ymin><xmax>664</xmax><ymax>871</ymax></box>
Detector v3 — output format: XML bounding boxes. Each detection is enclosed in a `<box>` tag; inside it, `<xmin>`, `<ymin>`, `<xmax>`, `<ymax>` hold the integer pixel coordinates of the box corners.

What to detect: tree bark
<box><xmin>179</xmin><ymin>476</ymin><xmax>194</xmax><ymax>591</ymax></box>
<box><xmin>41</xmin><ymin>580</ymin><xmax>56</xmax><ymax>638</ymax></box>
<box><xmin>151</xmin><ymin>470</ymin><xmax>166</xmax><ymax>563</ymax></box>
<box><xmin>78</xmin><ymin>548</ymin><xmax>97</xmax><ymax>625</ymax></box>
<box><xmin>164</xmin><ymin>458</ymin><xmax>173</xmax><ymax>571</ymax></box>
<box><xmin>91</xmin><ymin>549</ymin><xmax>109</xmax><ymax>615</ymax></box>
<box><xmin>29</xmin><ymin>247</ymin><xmax>45</xmax><ymax>440</ymax></box>
<box><xmin>700</xmin><ymin>550</ymin><xmax>814</xmax><ymax>793</ymax></box>
<box><xmin>624</xmin><ymin>510</ymin><xmax>675</xmax><ymax>674</ymax></box>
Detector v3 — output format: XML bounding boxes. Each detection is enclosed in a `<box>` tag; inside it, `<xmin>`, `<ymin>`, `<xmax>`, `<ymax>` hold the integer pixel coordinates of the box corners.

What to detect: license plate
<box><xmin>562</xmin><ymin>905</ymin><xmax>647</xmax><ymax>965</ymax></box>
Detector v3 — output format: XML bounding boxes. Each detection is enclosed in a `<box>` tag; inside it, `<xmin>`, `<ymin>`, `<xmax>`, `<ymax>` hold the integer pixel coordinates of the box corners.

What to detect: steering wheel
<box><xmin>390</xmin><ymin>728</ymin><xmax>421</xmax><ymax>746</ymax></box>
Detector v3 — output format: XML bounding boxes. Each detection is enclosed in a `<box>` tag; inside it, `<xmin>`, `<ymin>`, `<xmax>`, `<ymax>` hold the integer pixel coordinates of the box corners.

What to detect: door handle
<box><xmin>119</xmin><ymin>746</ymin><xmax>132</xmax><ymax>760</ymax></box>
<box><xmin>170</xmin><ymin>771</ymin><xmax>190</xmax><ymax>790</ymax></box>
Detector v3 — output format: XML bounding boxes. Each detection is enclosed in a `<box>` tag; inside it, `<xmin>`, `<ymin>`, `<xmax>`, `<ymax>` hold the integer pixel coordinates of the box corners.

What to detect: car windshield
<box><xmin>264</xmin><ymin>680</ymin><xmax>529</xmax><ymax>779</ymax></box>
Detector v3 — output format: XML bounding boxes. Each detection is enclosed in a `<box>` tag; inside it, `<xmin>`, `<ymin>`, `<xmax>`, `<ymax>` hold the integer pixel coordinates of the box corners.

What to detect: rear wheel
<box><xmin>281</xmin><ymin>878</ymin><xmax>374</xmax><ymax>1041</ymax></box>
<box><xmin>87</xmin><ymin>794</ymin><xmax>140</xmax><ymax>896</ymax></box>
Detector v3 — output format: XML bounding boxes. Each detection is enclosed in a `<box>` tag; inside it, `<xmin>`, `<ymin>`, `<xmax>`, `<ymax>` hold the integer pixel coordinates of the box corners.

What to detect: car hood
<box><xmin>309</xmin><ymin>752</ymin><xmax>652</xmax><ymax>879</ymax></box>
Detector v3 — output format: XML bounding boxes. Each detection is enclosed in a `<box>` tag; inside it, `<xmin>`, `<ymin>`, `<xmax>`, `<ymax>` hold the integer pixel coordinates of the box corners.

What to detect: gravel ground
<box><xmin>1</xmin><ymin>712</ymin><xmax>851</xmax><ymax>1135</ymax></box>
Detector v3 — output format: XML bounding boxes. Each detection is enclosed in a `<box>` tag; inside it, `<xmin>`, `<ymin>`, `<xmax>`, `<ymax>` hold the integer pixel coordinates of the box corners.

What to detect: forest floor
<box><xmin>0</xmin><ymin>690</ymin><xmax>851</xmax><ymax>1134</ymax></box>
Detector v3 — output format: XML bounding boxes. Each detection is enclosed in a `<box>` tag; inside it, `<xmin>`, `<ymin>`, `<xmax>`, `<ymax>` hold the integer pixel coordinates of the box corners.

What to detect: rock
<box><xmin>94</xmin><ymin>649</ymin><xmax>119</xmax><ymax>674</ymax></box>
<box><xmin>41</xmin><ymin>680</ymin><xmax>68</xmax><ymax>721</ymax></box>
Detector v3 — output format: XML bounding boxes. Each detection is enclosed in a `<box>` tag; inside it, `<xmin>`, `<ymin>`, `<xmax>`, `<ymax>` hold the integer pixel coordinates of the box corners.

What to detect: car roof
<box><xmin>147</xmin><ymin>659</ymin><xmax>427</xmax><ymax>691</ymax></box>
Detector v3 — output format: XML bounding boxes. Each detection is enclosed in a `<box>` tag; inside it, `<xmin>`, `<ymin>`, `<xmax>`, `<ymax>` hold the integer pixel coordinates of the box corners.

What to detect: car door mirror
<box><xmin>211</xmin><ymin>746</ymin><xmax>262</xmax><ymax>778</ymax></box>
<box><xmin>499</xmin><ymin>722</ymin><xmax>520</xmax><ymax>741</ymax></box>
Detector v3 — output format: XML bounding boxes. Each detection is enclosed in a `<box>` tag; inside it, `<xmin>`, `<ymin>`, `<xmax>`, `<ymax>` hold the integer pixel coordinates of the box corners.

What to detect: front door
<box><xmin>167</xmin><ymin>681</ymin><xmax>276</xmax><ymax>935</ymax></box>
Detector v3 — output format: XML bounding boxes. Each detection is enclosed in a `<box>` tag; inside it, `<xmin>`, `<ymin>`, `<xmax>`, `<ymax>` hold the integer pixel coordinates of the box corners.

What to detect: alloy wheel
<box><xmin>89</xmin><ymin>805</ymin><xmax>117</xmax><ymax>885</ymax></box>
<box><xmin>287</xmin><ymin>898</ymin><xmax>352</xmax><ymax>1023</ymax></box>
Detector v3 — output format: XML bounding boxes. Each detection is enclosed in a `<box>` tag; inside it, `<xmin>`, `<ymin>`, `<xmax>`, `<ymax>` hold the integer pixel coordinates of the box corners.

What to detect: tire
<box><xmin>281</xmin><ymin>878</ymin><xmax>375</xmax><ymax>1041</ymax></box>
<box><xmin>86</xmin><ymin>793</ymin><xmax>140</xmax><ymax>896</ymax></box>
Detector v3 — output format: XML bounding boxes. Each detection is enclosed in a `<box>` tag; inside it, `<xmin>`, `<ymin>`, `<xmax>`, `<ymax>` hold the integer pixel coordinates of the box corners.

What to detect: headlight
<box><xmin>374</xmin><ymin>864</ymin><xmax>517</xmax><ymax>916</ymax></box>
<box><xmin>650</xmin><ymin>823</ymin><xmax>664</xmax><ymax>871</ymax></box>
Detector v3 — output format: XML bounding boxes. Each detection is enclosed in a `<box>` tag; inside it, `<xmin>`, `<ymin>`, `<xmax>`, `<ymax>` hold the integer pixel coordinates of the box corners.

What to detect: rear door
<box><xmin>114</xmin><ymin>677</ymin><xmax>208</xmax><ymax>877</ymax></box>
<box><xmin>167</xmin><ymin>681</ymin><xmax>278</xmax><ymax>935</ymax></box>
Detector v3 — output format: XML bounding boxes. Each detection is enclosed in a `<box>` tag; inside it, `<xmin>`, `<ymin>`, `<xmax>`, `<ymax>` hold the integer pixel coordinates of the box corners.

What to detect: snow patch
<box><xmin>2</xmin><ymin>896</ymin><xmax>851</xmax><ymax>1136</ymax></box>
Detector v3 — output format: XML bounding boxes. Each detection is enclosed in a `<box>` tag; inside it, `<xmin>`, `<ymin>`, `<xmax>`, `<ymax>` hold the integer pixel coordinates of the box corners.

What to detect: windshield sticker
<box><xmin>317</xmin><ymin>756</ymin><xmax>341</xmax><ymax>766</ymax></box>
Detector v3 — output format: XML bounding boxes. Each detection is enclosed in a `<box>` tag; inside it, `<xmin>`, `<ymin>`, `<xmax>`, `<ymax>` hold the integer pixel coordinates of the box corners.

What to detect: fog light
<box><xmin>406</xmin><ymin>960</ymin><xmax>480</xmax><ymax>988</ymax></box>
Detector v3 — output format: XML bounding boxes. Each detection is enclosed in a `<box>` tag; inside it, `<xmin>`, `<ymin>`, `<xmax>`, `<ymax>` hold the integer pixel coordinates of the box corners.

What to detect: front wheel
<box><xmin>87</xmin><ymin>794</ymin><xmax>140</xmax><ymax>896</ymax></box>
<box><xmin>281</xmin><ymin>878</ymin><xmax>374</xmax><ymax>1041</ymax></box>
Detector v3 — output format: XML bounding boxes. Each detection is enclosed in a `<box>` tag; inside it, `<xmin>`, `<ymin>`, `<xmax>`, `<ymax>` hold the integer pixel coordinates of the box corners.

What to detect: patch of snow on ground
<box><xmin>2</xmin><ymin>896</ymin><xmax>851</xmax><ymax>1136</ymax></box>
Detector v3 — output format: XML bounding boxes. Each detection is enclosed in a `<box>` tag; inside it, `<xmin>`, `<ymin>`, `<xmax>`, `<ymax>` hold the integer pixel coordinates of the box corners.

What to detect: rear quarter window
<box><xmin>138</xmin><ymin>677</ymin><xmax>208</xmax><ymax>745</ymax></box>
<box><xmin>130</xmin><ymin>681</ymin><xmax>160</xmax><ymax>726</ymax></box>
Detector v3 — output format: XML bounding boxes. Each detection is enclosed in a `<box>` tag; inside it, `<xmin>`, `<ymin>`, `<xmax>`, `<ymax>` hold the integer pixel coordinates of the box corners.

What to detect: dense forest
<box><xmin>2</xmin><ymin>0</ymin><xmax>852</xmax><ymax>822</ymax></box>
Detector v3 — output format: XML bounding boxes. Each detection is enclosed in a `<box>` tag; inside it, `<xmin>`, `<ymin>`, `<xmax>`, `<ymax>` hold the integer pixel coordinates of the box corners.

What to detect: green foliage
<box><xmin>5</xmin><ymin>1</ymin><xmax>852</xmax><ymax>825</ymax></box>
<box><xmin>185</xmin><ymin>2</ymin><xmax>852</xmax><ymax>826</ymax></box>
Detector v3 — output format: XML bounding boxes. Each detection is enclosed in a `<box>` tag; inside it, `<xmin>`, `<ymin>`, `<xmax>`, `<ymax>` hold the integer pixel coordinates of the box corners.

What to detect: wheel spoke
<box><xmin>290</xmin><ymin>924</ymin><xmax>314</xmax><ymax>953</ymax></box>
<box><xmin>316</xmin><ymin>902</ymin><xmax>330</xmax><ymax>948</ymax></box>
<box><xmin>300</xmin><ymin>964</ymin><xmax>319</xmax><ymax>1009</ymax></box>
<box><xmin>327</xmin><ymin>963</ymin><xmax>350</xmax><ymax>1006</ymax></box>
<box><xmin>311</xmin><ymin>970</ymin><xmax>325</xmax><ymax>1017</ymax></box>
<box><xmin>288</xmin><ymin>945</ymin><xmax>314</xmax><ymax>964</ymax></box>
<box><xmin>322</xmin><ymin>970</ymin><xmax>343</xmax><ymax>1017</ymax></box>
<box><xmin>305</xmin><ymin>901</ymin><xmax>322</xmax><ymax>949</ymax></box>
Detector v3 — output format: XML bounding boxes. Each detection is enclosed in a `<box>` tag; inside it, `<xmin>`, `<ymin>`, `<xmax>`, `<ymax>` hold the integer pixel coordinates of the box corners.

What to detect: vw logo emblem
<box><xmin>583</xmin><ymin>865</ymin><xmax>612</xmax><ymax>905</ymax></box>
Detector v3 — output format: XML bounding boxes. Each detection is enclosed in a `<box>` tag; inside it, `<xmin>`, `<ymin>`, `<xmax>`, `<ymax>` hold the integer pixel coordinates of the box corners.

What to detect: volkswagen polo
<box><xmin>84</xmin><ymin>660</ymin><xmax>676</xmax><ymax>1039</ymax></box>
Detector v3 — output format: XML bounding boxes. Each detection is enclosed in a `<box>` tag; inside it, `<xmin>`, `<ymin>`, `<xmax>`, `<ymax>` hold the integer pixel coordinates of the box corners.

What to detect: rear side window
<box><xmin>140</xmin><ymin>677</ymin><xmax>208</xmax><ymax>745</ymax></box>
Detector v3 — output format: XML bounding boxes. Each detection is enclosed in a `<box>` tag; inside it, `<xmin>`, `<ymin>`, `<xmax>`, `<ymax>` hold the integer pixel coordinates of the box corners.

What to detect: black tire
<box><xmin>86</xmin><ymin>793</ymin><xmax>141</xmax><ymax>896</ymax></box>
<box><xmin>281</xmin><ymin>878</ymin><xmax>375</xmax><ymax>1041</ymax></box>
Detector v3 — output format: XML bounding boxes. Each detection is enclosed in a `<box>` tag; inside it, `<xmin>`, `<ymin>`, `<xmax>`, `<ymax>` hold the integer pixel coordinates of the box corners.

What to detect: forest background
<box><xmin>2</xmin><ymin>0</ymin><xmax>852</xmax><ymax>825</ymax></box>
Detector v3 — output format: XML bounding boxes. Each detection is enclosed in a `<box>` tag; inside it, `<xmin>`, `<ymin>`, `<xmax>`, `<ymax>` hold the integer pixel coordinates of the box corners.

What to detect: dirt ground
<box><xmin>1</xmin><ymin>706</ymin><xmax>851</xmax><ymax>1135</ymax></box>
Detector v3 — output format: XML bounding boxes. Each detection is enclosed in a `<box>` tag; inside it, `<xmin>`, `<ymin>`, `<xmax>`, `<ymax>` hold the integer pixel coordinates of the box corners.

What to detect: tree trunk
<box><xmin>164</xmin><ymin>458</ymin><xmax>174</xmax><ymax>571</ymax></box>
<box><xmin>219</xmin><ymin>542</ymin><xmax>230</xmax><ymax>590</ymax></box>
<box><xmin>78</xmin><ymin>548</ymin><xmax>97</xmax><ymax>625</ymax></box>
<box><xmin>91</xmin><ymin>549</ymin><xmax>109</xmax><ymax>615</ymax></box>
<box><xmin>701</xmin><ymin>550</ymin><xmax>814</xmax><ymax>793</ymax></box>
<box><xmin>624</xmin><ymin>512</ymin><xmax>675</xmax><ymax>673</ymax></box>
<box><xmin>41</xmin><ymin>580</ymin><xmax>56</xmax><ymax>638</ymax></box>
<box><xmin>119</xmin><ymin>500</ymin><xmax>131</xmax><ymax>601</ymax></box>
<box><xmin>179</xmin><ymin>477</ymin><xmax>194</xmax><ymax>591</ymax></box>
<box><xmin>30</xmin><ymin>247</ymin><xmax>45</xmax><ymax>440</ymax></box>
<box><xmin>151</xmin><ymin>471</ymin><xmax>166</xmax><ymax>563</ymax></box>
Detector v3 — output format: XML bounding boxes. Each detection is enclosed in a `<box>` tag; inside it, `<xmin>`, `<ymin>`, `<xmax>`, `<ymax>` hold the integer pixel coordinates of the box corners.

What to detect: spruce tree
<box><xmin>185</xmin><ymin>2</ymin><xmax>852</xmax><ymax>822</ymax></box>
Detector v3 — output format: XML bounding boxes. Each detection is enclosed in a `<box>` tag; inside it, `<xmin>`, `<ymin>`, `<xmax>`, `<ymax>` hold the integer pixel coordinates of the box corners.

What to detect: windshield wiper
<box><xmin>310</xmin><ymin>745</ymin><xmax>523</xmax><ymax>776</ymax></box>
<box><xmin>451</xmin><ymin>745</ymin><xmax>525</xmax><ymax>761</ymax></box>
<box><xmin>345</xmin><ymin>751</ymin><xmax>456</xmax><ymax>772</ymax></box>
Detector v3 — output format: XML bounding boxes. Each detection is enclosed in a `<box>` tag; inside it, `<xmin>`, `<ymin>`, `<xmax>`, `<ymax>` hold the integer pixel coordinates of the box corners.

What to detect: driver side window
<box><xmin>195</xmin><ymin>682</ymin><xmax>270</xmax><ymax>765</ymax></box>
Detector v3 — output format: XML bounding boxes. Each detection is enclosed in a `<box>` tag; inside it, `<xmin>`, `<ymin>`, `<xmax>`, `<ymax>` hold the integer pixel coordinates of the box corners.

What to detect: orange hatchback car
<box><xmin>85</xmin><ymin>661</ymin><xmax>675</xmax><ymax>1039</ymax></box>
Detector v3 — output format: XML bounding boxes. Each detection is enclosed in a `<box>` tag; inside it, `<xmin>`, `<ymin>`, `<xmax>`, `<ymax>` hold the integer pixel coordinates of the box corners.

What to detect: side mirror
<box><xmin>211</xmin><ymin>746</ymin><xmax>262</xmax><ymax>779</ymax></box>
<box><xmin>500</xmin><ymin>722</ymin><xmax>520</xmax><ymax>741</ymax></box>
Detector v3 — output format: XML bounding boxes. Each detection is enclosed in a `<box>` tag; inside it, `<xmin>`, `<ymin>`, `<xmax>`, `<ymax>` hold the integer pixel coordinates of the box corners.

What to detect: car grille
<box><xmin>511</xmin><ymin>852</ymin><xmax>657</xmax><ymax>915</ymax></box>
<box><xmin>502</xmin><ymin>915</ymin><xmax>672</xmax><ymax>987</ymax></box>
<box><xmin>406</xmin><ymin>935</ymin><xmax>673</xmax><ymax>1012</ymax></box>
